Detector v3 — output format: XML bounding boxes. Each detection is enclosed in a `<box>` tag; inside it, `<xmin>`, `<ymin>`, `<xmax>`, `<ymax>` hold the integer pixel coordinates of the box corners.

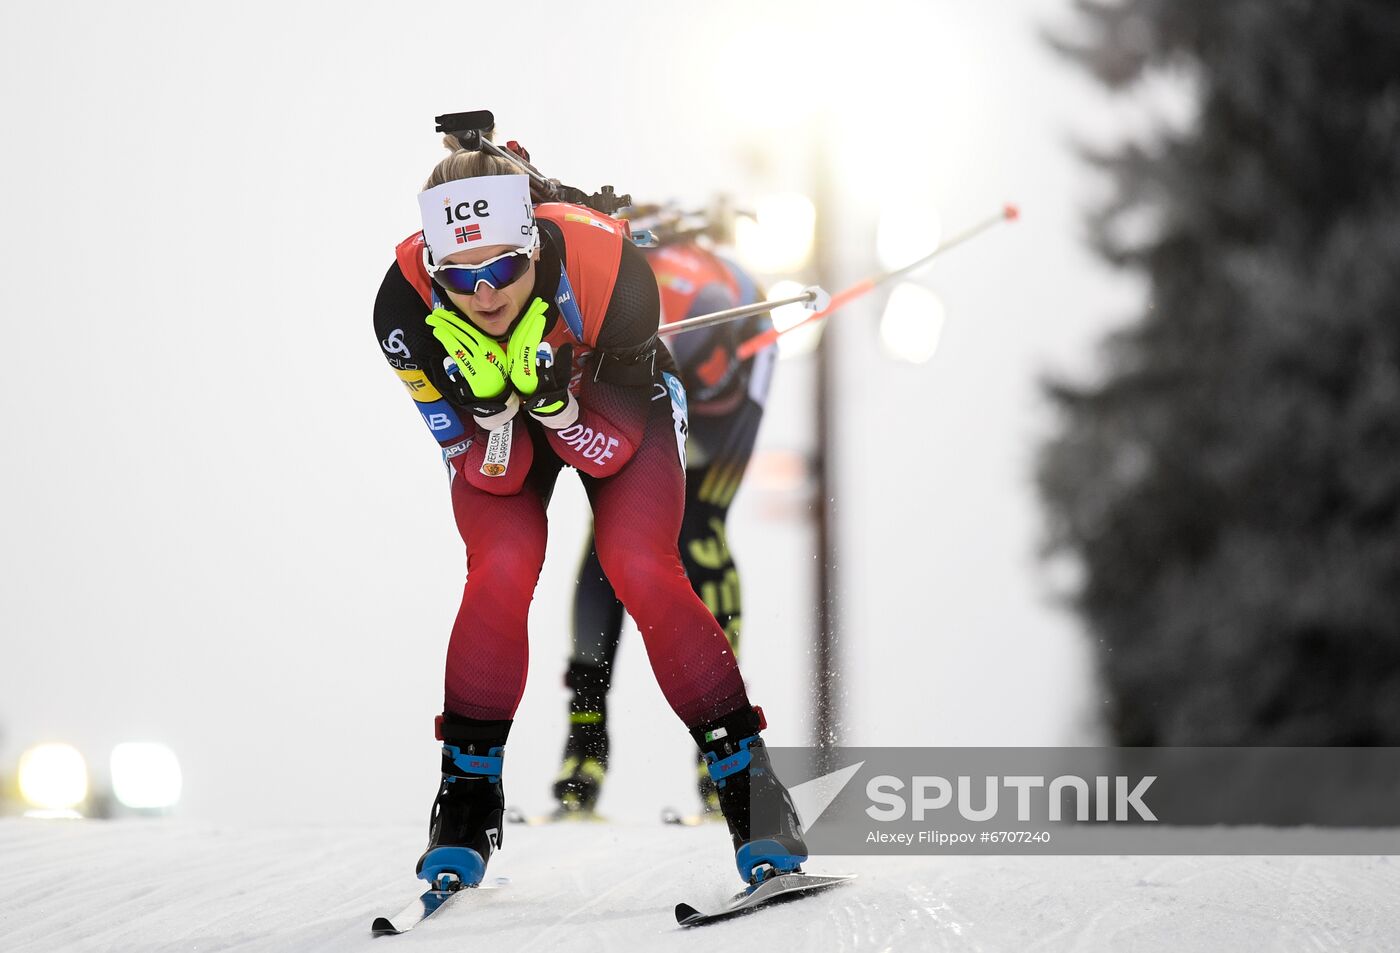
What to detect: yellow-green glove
<box><xmin>506</xmin><ymin>297</ymin><xmax>551</xmax><ymax>396</ymax></box>
<box><xmin>425</xmin><ymin>308</ymin><xmax>519</xmax><ymax>430</ymax></box>
<box><xmin>426</xmin><ymin>308</ymin><xmax>509</xmax><ymax>398</ymax></box>
<box><xmin>507</xmin><ymin>298</ymin><xmax>577</xmax><ymax>428</ymax></box>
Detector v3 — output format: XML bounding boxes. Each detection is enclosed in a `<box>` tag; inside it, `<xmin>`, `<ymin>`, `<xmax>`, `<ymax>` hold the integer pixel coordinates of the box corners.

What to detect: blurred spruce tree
<box><xmin>1040</xmin><ymin>0</ymin><xmax>1400</xmax><ymax>743</ymax></box>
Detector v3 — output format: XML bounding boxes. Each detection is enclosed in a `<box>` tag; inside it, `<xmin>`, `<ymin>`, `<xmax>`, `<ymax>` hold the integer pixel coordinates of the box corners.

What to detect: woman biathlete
<box><xmin>372</xmin><ymin>140</ymin><xmax>805</xmax><ymax>888</ymax></box>
<box><xmin>555</xmin><ymin>227</ymin><xmax>777</xmax><ymax>819</ymax></box>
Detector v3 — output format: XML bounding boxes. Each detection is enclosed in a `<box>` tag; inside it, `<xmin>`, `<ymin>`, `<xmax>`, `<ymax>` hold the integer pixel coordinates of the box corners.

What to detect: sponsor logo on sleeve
<box><xmin>554</xmin><ymin>268</ymin><xmax>585</xmax><ymax>340</ymax></box>
<box><xmin>417</xmin><ymin>399</ymin><xmax>465</xmax><ymax>442</ymax></box>
<box><xmin>395</xmin><ymin>368</ymin><xmax>443</xmax><ymax>402</ymax></box>
<box><xmin>382</xmin><ymin>328</ymin><xmax>411</xmax><ymax>357</ymax></box>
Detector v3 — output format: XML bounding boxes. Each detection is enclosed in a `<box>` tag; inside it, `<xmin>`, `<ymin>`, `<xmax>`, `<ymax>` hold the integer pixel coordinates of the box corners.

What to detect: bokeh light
<box><xmin>879</xmin><ymin>283</ymin><xmax>947</xmax><ymax>364</ymax></box>
<box><xmin>734</xmin><ymin>193</ymin><xmax>816</xmax><ymax>275</ymax></box>
<box><xmin>18</xmin><ymin>743</ymin><xmax>88</xmax><ymax>812</ymax></box>
<box><xmin>111</xmin><ymin>742</ymin><xmax>183</xmax><ymax>811</ymax></box>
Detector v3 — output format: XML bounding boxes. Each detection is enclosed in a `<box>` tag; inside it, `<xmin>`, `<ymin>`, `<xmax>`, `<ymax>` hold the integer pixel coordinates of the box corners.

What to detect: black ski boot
<box><xmin>552</xmin><ymin>662</ymin><xmax>609</xmax><ymax>818</ymax></box>
<box><xmin>690</xmin><ymin>705</ymin><xmax>809</xmax><ymax>884</ymax></box>
<box><xmin>696</xmin><ymin>752</ymin><xmax>722</xmax><ymax>815</ymax></box>
<box><xmin>416</xmin><ymin>712</ymin><xmax>509</xmax><ymax>890</ymax></box>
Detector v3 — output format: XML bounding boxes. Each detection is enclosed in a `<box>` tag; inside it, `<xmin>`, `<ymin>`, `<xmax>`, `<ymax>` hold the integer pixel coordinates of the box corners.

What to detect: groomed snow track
<box><xmin>1</xmin><ymin>818</ymin><xmax>1397</xmax><ymax>951</ymax></box>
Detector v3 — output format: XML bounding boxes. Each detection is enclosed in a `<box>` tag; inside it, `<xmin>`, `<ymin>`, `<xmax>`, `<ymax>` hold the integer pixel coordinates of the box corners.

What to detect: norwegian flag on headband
<box><xmin>456</xmin><ymin>224</ymin><xmax>482</xmax><ymax>244</ymax></box>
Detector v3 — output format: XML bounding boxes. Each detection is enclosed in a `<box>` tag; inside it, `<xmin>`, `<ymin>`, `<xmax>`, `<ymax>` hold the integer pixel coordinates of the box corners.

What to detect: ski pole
<box><xmin>734</xmin><ymin>203</ymin><xmax>1019</xmax><ymax>360</ymax></box>
<box><xmin>657</xmin><ymin>286</ymin><xmax>830</xmax><ymax>337</ymax></box>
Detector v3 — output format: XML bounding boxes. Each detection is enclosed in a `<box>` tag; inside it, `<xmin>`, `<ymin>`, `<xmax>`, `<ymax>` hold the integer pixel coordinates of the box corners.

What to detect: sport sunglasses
<box><xmin>426</xmin><ymin>243</ymin><xmax>536</xmax><ymax>295</ymax></box>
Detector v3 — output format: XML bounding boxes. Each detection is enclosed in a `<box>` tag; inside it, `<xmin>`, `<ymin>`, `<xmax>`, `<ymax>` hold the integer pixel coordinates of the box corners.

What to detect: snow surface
<box><xmin>2</xmin><ymin>818</ymin><xmax>1398</xmax><ymax>952</ymax></box>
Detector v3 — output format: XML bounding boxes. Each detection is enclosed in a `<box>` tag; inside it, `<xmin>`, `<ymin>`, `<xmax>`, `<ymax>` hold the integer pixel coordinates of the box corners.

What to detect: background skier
<box><xmin>554</xmin><ymin>208</ymin><xmax>777</xmax><ymax>819</ymax></box>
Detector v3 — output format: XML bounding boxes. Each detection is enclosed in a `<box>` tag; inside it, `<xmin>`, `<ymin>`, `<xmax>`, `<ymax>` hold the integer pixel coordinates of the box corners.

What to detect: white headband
<box><xmin>418</xmin><ymin>174</ymin><xmax>537</xmax><ymax>262</ymax></box>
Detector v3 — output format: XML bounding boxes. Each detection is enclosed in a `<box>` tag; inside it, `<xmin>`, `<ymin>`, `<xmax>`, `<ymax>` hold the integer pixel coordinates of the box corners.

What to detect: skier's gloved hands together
<box><xmin>426</xmin><ymin>297</ymin><xmax>574</xmax><ymax>431</ymax></box>
<box><xmin>507</xmin><ymin>299</ymin><xmax>579</xmax><ymax>430</ymax></box>
<box><xmin>425</xmin><ymin>308</ymin><xmax>519</xmax><ymax>430</ymax></box>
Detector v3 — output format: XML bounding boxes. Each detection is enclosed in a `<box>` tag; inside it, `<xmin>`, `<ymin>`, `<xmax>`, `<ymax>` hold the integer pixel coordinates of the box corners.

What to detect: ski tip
<box><xmin>674</xmin><ymin>902</ymin><xmax>701</xmax><ymax>924</ymax></box>
<box><xmin>370</xmin><ymin>916</ymin><xmax>399</xmax><ymax>936</ymax></box>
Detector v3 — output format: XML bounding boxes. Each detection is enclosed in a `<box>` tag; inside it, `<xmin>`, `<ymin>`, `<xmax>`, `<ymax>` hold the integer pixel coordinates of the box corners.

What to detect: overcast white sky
<box><xmin>0</xmin><ymin>0</ymin><xmax>1167</xmax><ymax>823</ymax></box>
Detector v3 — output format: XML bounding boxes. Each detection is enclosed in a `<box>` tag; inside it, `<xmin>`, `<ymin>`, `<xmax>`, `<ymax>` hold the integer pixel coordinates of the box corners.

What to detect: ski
<box><xmin>660</xmin><ymin>806</ymin><xmax>722</xmax><ymax>827</ymax></box>
<box><xmin>370</xmin><ymin>877</ymin><xmax>508</xmax><ymax>936</ymax></box>
<box><xmin>674</xmin><ymin>872</ymin><xmax>855</xmax><ymax>927</ymax></box>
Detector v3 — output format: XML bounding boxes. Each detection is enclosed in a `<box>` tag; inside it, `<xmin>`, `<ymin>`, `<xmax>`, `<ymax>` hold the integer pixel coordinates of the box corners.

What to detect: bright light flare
<box><xmin>111</xmin><ymin>742</ymin><xmax>183</xmax><ymax>810</ymax></box>
<box><xmin>17</xmin><ymin>743</ymin><xmax>88</xmax><ymax>811</ymax></box>
<box><xmin>734</xmin><ymin>193</ymin><xmax>816</xmax><ymax>275</ymax></box>
<box><xmin>876</xmin><ymin>206</ymin><xmax>943</xmax><ymax>272</ymax></box>
<box><xmin>879</xmin><ymin>284</ymin><xmax>947</xmax><ymax>365</ymax></box>
<box><xmin>766</xmin><ymin>280</ymin><xmax>823</xmax><ymax>359</ymax></box>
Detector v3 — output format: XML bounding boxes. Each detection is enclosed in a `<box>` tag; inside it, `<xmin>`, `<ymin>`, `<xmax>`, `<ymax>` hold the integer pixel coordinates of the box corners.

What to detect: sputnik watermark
<box><xmin>763</xmin><ymin>747</ymin><xmax>1400</xmax><ymax>855</ymax></box>
<box><xmin>864</xmin><ymin>774</ymin><xmax>1156</xmax><ymax>822</ymax></box>
<box><xmin>867</xmin><ymin>830</ymin><xmax>1052</xmax><ymax>846</ymax></box>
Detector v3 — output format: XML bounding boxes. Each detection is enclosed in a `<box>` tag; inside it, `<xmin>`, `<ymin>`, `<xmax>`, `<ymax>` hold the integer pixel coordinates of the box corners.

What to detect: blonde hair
<box><xmin>423</xmin><ymin>134</ymin><xmax>519</xmax><ymax>190</ymax></box>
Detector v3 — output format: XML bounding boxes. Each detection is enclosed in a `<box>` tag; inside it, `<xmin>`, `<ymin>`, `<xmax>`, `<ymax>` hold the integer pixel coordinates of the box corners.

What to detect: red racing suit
<box><xmin>373</xmin><ymin>202</ymin><xmax>752</xmax><ymax>727</ymax></box>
